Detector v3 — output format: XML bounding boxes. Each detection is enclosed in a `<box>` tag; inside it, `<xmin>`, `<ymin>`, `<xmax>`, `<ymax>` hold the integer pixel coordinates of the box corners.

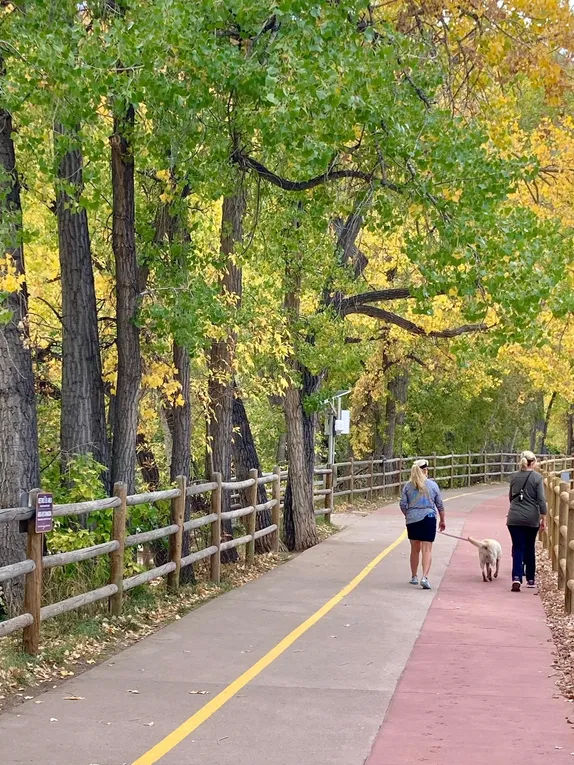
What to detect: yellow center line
<box><xmin>131</xmin><ymin>489</ymin><xmax>487</xmax><ymax>764</ymax></box>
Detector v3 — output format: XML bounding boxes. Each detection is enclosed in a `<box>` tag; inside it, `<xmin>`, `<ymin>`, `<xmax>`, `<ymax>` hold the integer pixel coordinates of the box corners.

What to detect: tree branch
<box><xmin>35</xmin><ymin>296</ymin><xmax>63</xmax><ymax>323</ymax></box>
<box><xmin>332</xmin><ymin>213</ymin><xmax>369</xmax><ymax>277</ymax></box>
<box><xmin>428</xmin><ymin>323</ymin><xmax>491</xmax><ymax>338</ymax></box>
<box><xmin>232</xmin><ymin>150</ymin><xmax>402</xmax><ymax>193</ymax></box>
<box><xmin>345</xmin><ymin>304</ymin><xmax>490</xmax><ymax>337</ymax></box>
<box><xmin>334</xmin><ymin>289</ymin><xmax>414</xmax><ymax>314</ymax></box>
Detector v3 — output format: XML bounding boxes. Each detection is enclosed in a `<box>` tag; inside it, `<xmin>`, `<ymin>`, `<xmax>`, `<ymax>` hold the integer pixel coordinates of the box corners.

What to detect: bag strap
<box><xmin>511</xmin><ymin>470</ymin><xmax>534</xmax><ymax>502</ymax></box>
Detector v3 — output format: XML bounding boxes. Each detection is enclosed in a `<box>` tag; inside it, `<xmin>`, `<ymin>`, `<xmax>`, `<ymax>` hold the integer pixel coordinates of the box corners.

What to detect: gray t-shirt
<box><xmin>506</xmin><ymin>470</ymin><xmax>547</xmax><ymax>528</ymax></box>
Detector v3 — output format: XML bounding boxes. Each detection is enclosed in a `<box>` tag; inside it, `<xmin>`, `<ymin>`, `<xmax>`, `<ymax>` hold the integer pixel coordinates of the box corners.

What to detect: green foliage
<box><xmin>1</xmin><ymin>0</ymin><xmax>572</xmax><ymax>516</ymax></box>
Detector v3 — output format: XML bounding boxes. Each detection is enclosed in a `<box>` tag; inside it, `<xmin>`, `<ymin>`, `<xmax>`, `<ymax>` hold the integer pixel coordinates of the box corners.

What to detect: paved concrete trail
<box><xmin>1</xmin><ymin>485</ymin><xmax>572</xmax><ymax>765</ymax></box>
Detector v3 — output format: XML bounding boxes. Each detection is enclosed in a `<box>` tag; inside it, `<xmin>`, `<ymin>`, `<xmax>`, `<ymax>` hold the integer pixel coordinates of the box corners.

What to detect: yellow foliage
<box><xmin>0</xmin><ymin>257</ymin><xmax>25</xmax><ymax>293</ymax></box>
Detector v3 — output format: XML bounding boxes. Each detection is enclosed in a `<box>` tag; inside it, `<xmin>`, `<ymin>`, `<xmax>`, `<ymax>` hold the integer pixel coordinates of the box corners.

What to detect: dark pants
<box><xmin>508</xmin><ymin>525</ymin><xmax>539</xmax><ymax>582</ymax></box>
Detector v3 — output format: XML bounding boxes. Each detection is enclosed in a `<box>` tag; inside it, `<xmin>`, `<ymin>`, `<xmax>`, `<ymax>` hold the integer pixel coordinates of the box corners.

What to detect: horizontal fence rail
<box><xmin>0</xmin><ymin>452</ymin><xmax>568</xmax><ymax>653</ymax></box>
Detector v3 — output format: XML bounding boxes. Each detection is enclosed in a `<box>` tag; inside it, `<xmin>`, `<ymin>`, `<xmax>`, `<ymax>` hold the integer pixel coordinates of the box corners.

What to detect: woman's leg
<box><xmin>421</xmin><ymin>542</ymin><xmax>433</xmax><ymax>577</ymax></box>
<box><xmin>410</xmin><ymin>541</ymin><xmax>421</xmax><ymax>576</ymax></box>
<box><xmin>508</xmin><ymin>526</ymin><xmax>525</xmax><ymax>581</ymax></box>
<box><xmin>523</xmin><ymin>526</ymin><xmax>538</xmax><ymax>582</ymax></box>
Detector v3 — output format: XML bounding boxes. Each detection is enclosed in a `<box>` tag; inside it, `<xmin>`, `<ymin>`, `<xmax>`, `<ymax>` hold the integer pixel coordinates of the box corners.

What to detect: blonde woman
<box><xmin>399</xmin><ymin>459</ymin><xmax>446</xmax><ymax>589</ymax></box>
<box><xmin>507</xmin><ymin>450</ymin><xmax>547</xmax><ymax>592</ymax></box>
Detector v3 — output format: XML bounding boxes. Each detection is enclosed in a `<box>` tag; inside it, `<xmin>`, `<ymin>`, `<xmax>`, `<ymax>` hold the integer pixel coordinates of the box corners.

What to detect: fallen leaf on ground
<box><xmin>189</xmin><ymin>690</ymin><xmax>209</xmax><ymax>695</ymax></box>
<box><xmin>64</xmin><ymin>695</ymin><xmax>85</xmax><ymax>701</ymax></box>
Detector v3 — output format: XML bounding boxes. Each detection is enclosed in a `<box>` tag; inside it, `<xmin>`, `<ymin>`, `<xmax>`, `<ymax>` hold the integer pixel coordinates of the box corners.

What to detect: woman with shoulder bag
<box><xmin>507</xmin><ymin>450</ymin><xmax>547</xmax><ymax>592</ymax></box>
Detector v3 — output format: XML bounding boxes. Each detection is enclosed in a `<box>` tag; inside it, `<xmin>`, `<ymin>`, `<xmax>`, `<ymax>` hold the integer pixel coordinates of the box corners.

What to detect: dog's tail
<box><xmin>467</xmin><ymin>536</ymin><xmax>486</xmax><ymax>549</ymax></box>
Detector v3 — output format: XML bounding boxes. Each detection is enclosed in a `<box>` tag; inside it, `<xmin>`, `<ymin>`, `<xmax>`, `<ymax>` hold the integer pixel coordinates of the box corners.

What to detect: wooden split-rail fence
<box><xmin>0</xmin><ymin>451</ymin><xmax>564</xmax><ymax>654</ymax></box>
<box><xmin>538</xmin><ymin>456</ymin><xmax>574</xmax><ymax>613</ymax></box>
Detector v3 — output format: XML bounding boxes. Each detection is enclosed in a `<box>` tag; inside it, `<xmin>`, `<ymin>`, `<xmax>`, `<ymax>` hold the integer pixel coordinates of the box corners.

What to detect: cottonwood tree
<box><xmin>0</xmin><ymin>50</ymin><xmax>40</xmax><ymax>613</ymax></box>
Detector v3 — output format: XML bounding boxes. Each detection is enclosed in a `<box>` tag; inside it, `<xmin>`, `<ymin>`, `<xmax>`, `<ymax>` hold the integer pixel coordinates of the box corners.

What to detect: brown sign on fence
<box><xmin>35</xmin><ymin>492</ymin><xmax>54</xmax><ymax>534</ymax></box>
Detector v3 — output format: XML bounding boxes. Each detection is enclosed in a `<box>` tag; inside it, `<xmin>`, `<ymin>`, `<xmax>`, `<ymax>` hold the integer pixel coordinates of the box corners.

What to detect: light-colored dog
<box><xmin>468</xmin><ymin>537</ymin><xmax>502</xmax><ymax>582</ymax></box>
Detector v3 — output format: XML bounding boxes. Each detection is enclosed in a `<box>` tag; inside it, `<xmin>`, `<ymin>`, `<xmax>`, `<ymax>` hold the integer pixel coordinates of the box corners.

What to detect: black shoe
<box><xmin>527</xmin><ymin>580</ymin><xmax>536</xmax><ymax>588</ymax></box>
<box><xmin>511</xmin><ymin>579</ymin><xmax>521</xmax><ymax>592</ymax></box>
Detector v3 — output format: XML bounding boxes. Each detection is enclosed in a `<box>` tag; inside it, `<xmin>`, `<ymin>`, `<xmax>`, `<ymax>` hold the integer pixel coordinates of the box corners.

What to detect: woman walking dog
<box><xmin>507</xmin><ymin>450</ymin><xmax>547</xmax><ymax>592</ymax></box>
<box><xmin>400</xmin><ymin>459</ymin><xmax>446</xmax><ymax>589</ymax></box>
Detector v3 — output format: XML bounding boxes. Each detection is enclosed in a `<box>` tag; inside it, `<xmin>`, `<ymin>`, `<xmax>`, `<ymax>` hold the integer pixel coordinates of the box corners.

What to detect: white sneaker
<box><xmin>409</xmin><ymin>576</ymin><xmax>419</xmax><ymax>586</ymax></box>
<box><xmin>420</xmin><ymin>576</ymin><xmax>431</xmax><ymax>590</ymax></box>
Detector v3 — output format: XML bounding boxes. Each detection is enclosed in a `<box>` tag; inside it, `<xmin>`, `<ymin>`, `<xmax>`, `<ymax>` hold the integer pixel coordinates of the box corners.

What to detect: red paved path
<box><xmin>368</xmin><ymin>494</ymin><xmax>574</xmax><ymax>765</ymax></box>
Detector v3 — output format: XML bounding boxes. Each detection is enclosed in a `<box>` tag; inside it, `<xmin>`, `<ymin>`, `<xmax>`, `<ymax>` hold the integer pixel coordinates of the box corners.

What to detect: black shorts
<box><xmin>407</xmin><ymin>514</ymin><xmax>437</xmax><ymax>542</ymax></box>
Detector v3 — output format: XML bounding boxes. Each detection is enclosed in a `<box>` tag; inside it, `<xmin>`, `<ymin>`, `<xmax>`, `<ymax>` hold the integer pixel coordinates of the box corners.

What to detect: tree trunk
<box><xmin>0</xmin><ymin>94</ymin><xmax>41</xmax><ymax>614</ymax></box>
<box><xmin>55</xmin><ymin>123</ymin><xmax>109</xmax><ymax>486</ymax></box>
<box><xmin>372</xmin><ymin>399</ymin><xmax>385</xmax><ymax>457</ymax></box>
<box><xmin>167</xmin><ymin>346</ymin><xmax>192</xmax><ymax>484</ymax></box>
<box><xmin>538</xmin><ymin>391</ymin><xmax>557</xmax><ymax>454</ymax></box>
<box><xmin>382</xmin><ymin>368</ymin><xmax>409</xmax><ymax>459</ymax></box>
<box><xmin>231</xmin><ymin>390</ymin><xmax>273</xmax><ymax>553</ymax></box>
<box><xmin>567</xmin><ymin>406</ymin><xmax>574</xmax><ymax>456</ymax></box>
<box><xmin>283</xmin><ymin>366</ymin><xmax>320</xmax><ymax>551</ymax></box>
<box><xmin>276</xmin><ymin>431</ymin><xmax>287</xmax><ymax>464</ymax></box>
<box><xmin>207</xmin><ymin>189</ymin><xmax>246</xmax><ymax>562</ymax></box>
<box><xmin>281</xmin><ymin>239</ymin><xmax>320</xmax><ymax>552</ymax></box>
<box><xmin>136</xmin><ymin>434</ymin><xmax>169</xmax><ymax>567</ymax></box>
<box><xmin>110</xmin><ymin>106</ymin><xmax>141</xmax><ymax>492</ymax></box>
<box><xmin>169</xmin><ymin>342</ymin><xmax>195</xmax><ymax>583</ymax></box>
<box><xmin>529</xmin><ymin>392</ymin><xmax>545</xmax><ymax>452</ymax></box>
<box><xmin>153</xmin><ymin>188</ymin><xmax>195</xmax><ymax>581</ymax></box>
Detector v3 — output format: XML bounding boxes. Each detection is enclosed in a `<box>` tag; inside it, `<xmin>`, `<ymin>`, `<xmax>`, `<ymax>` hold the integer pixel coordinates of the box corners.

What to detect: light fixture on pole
<box><xmin>323</xmin><ymin>390</ymin><xmax>351</xmax><ymax>465</ymax></box>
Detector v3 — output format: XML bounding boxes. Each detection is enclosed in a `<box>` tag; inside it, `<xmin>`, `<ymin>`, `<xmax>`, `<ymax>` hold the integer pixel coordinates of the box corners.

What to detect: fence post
<box><xmin>450</xmin><ymin>454</ymin><xmax>455</xmax><ymax>489</ymax></box>
<box><xmin>246</xmin><ymin>469</ymin><xmax>258</xmax><ymax>565</ymax></box>
<box><xmin>551</xmin><ymin>476</ymin><xmax>559</xmax><ymax>573</ymax></box>
<box><xmin>350</xmin><ymin>457</ymin><xmax>355</xmax><ymax>503</ymax></box>
<box><xmin>398</xmin><ymin>457</ymin><xmax>403</xmax><ymax>495</ymax></box>
<box><xmin>467</xmin><ymin>452</ymin><xmax>472</xmax><ymax>487</ymax></box>
<box><xmin>500</xmin><ymin>453</ymin><xmax>504</xmax><ymax>481</ymax></box>
<box><xmin>168</xmin><ymin>475</ymin><xmax>186</xmax><ymax>592</ymax></box>
<box><xmin>332</xmin><ymin>462</ymin><xmax>338</xmax><ymax>504</ymax></box>
<box><xmin>22</xmin><ymin>489</ymin><xmax>42</xmax><ymax>656</ymax></box>
<box><xmin>558</xmin><ymin>481</ymin><xmax>569</xmax><ymax>591</ymax></box>
<box><xmin>272</xmin><ymin>466</ymin><xmax>281</xmax><ymax>553</ymax></box>
<box><xmin>546</xmin><ymin>472</ymin><xmax>553</xmax><ymax>562</ymax></box>
<box><xmin>109</xmin><ymin>482</ymin><xmax>127</xmax><ymax>617</ymax></box>
<box><xmin>369</xmin><ymin>458</ymin><xmax>374</xmax><ymax>501</ymax></box>
<box><xmin>210</xmin><ymin>472</ymin><xmax>222</xmax><ymax>583</ymax></box>
<box><xmin>431</xmin><ymin>453</ymin><xmax>437</xmax><ymax>480</ymax></box>
<box><xmin>483</xmin><ymin>452</ymin><xmax>488</xmax><ymax>483</ymax></box>
<box><xmin>382</xmin><ymin>458</ymin><xmax>386</xmax><ymax>498</ymax></box>
<box><xmin>546</xmin><ymin>473</ymin><xmax>556</xmax><ymax>562</ymax></box>
<box><xmin>325</xmin><ymin>464</ymin><xmax>333</xmax><ymax>523</ymax></box>
<box><xmin>566</xmin><ymin>489</ymin><xmax>574</xmax><ymax>614</ymax></box>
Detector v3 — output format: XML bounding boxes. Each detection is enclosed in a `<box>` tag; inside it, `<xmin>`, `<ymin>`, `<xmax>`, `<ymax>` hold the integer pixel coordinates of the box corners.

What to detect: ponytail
<box><xmin>410</xmin><ymin>460</ymin><xmax>429</xmax><ymax>494</ymax></box>
<box><xmin>519</xmin><ymin>450</ymin><xmax>536</xmax><ymax>470</ymax></box>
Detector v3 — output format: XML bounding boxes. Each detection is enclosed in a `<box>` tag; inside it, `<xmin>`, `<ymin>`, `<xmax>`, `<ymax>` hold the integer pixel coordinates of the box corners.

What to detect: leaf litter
<box><xmin>536</xmin><ymin>547</ymin><xmax>574</xmax><ymax>704</ymax></box>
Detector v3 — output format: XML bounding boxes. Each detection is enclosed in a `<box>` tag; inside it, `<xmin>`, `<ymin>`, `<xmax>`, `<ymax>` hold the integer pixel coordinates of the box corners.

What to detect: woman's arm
<box><xmin>399</xmin><ymin>485</ymin><xmax>409</xmax><ymax>515</ymax></box>
<box><xmin>438</xmin><ymin>509</ymin><xmax>446</xmax><ymax>532</ymax></box>
<box><xmin>433</xmin><ymin>484</ymin><xmax>446</xmax><ymax>531</ymax></box>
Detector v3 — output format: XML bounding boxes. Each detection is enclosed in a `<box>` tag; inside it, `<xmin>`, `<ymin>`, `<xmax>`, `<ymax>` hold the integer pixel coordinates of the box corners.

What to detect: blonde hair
<box><xmin>519</xmin><ymin>450</ymin><xmax>536</xmax><ymax>470</ymax></box>
<box><xmin>410</xmin><ymin>459</ymin><xmax>429</xmax><ymax>494</ymax></box>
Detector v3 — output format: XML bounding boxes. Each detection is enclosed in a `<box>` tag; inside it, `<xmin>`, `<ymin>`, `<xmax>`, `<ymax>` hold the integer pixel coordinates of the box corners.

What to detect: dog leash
<box><xmin>440</xmin><ymin>531</ymin><xmax>470</xmax><ymax>542</ymax></box>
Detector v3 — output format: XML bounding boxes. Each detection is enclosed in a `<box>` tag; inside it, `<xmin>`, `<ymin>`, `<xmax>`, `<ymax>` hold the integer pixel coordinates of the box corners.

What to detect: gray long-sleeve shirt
<box><xmin>507</xmin><ymin>470</ymin><xmax>547</xmax><ymax>528</ymax></box>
